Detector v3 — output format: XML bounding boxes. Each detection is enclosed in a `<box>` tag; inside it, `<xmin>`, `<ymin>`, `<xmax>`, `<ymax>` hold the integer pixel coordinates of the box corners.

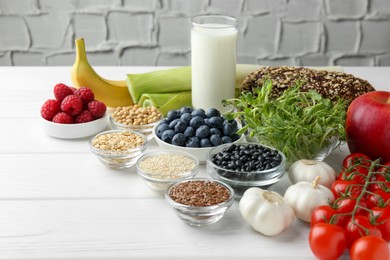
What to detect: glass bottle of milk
<box><xmin>191</xmin><ymin>15</ymin><xmax>237</xmax><ymax>113</ymax></box>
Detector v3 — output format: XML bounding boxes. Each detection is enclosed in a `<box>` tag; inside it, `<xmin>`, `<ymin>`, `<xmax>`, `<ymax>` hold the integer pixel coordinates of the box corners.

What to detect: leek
<box><xmin>138</xmin><ymin>91</ymin><xmax>191</xmax><ymax>116</ymax></box>
<box><xmin>126</xmin><ymin>64</ymin><xmax>262</xmax><ymax>103</ymax></box>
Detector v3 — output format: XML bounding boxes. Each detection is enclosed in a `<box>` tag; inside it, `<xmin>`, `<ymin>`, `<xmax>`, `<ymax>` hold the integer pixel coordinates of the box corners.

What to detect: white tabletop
<box><xmin>0</xmin><ymin>66</ymin><xmax>389</xmax><ymax>259</ymax></box>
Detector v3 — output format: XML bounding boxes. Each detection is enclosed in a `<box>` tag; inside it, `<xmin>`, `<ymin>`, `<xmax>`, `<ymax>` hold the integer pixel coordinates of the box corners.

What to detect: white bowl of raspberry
<box><xmin>41</xmin><ymin>113</ymin><xmax>109</xmax><ymax>139</ymax></box>
<box><xmin>40</xmin><ymin>84</ymin><xmax>109</xmax><ymax>139</ymax></box>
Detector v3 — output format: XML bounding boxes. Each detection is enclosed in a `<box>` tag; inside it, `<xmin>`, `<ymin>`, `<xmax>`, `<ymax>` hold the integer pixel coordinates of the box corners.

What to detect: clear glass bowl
<box><xmin>110</xmin><ymin>115</ymin><xmax>161</xmax><ymax>141</ymax></box>
<box><xmin>245</xmin><ymin>133</ymin><xmax>340</xmax><ymax>165</ymax></box>
<box><xmin>136</xmin><ymin>151</ymin><xmax>199</xmax><ymax>193</ymax></box>
<box><xmin>165</xmin><ymin>178</ymin><xmax>235</xmax><ymax>226</ymax></box>
<box><xmin>206</xmin><ymin>143</ymin><xmax>286</xmax><ymax>199</ymax></box>
<box><xmin>89</xmin><ymin>130</ymin><xmax>148</xmax><ymax>169</ymax></box>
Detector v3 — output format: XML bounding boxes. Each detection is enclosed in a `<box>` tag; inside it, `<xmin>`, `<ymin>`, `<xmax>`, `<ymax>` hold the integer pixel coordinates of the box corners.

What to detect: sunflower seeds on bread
<box><xmin>241</xmin><ymin>66</ymin><xmax>375</xmax><ymax>103</ymax></box>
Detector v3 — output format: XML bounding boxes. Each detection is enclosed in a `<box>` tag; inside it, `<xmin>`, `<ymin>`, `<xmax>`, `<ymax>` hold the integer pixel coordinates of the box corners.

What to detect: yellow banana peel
<box><xmin>71</xmin><ymin>38</ymin><xmax>134</xmax><ymax>108</ymax></box>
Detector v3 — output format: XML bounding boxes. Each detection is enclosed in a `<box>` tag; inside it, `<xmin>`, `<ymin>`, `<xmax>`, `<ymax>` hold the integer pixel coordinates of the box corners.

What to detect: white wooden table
<box><xmin>0</xmin><ymin>66</ymin><xmax>389</xmax><ymax>259</ymax></box>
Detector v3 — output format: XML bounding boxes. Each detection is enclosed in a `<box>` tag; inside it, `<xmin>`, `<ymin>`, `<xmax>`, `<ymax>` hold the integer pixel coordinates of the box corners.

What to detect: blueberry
<box><xmin>222</xmin><ymin>136</ymin><xmax>233</xmax><ymax>144</ymax></box>
<box><xmin>180</xmin><ymin>113</ymin><xmax>192</xmax><ymax>125</ymax></box>
<box><xmin>186</xmin><ymin>136</ymin><xmax>200</xmax><ymax>147</ymax></box>
<box><xmin>196</xmin><ymin>125</ymin><xmax>210</xmax><ymax>139</ymax></box>
<box><xmin>228</xmin><ymin>119</ymin><xmax>238</xmax><ymax>129</ymax></box>
<box><xmin>200</xmin><ymin>138</ymin><xmax>212</xmax><ymax>147</ymax></box>
<box><xmin>167</xmin><ymin>110</ymin><xmax>180</xmax><ymax>122</ymax></box>
<box><xmin>168</xmin><ymin>118</ymin><xmax>181</xmax><ymax>129</ymax></box>
<box><xmin>180</xmin><ymin>106</ymin><xmax>193</xmax><ymax>115</ymax></box>
<box><xmin>161</xmin><ymin>129</ymin><xmax>175</xmax><ymax>143</ymax></box>
<box><xmin>222</xmin><ymin>122</ymin><xmax>235</xmax><ymax>136</ymax></box>
<box><xmin>172</xmin><ymin>133</ymin><xmax>187</xmax><ymax>146</ymax></box>
<box><xmin>204</xmin><ymin>118</ymin><xmax>209</xmax><ymax>126</ymax></box>
<box><xmin>210</xmin><ymin>134</ymin><xmax>222</xmax><ymax>146</ymax></box>
<box><xmin>189</xmin><ymin>116</ymin><xmax>205</xmax><ymax>129</ymax></box>
<box><xmin>191</xmin><ymin>108</ymin><xmax>206</xmax><ymax>118</ymax></box>
<box><xmin>210</xmin><ymin>128</ymin><xmax>222</xmax><ymax>136</ymax></box>
<box><xmin>174</xmin><ymin>120</ymin><xmax>187</xmax><ymax>133</ymax></box>
<box><xmin>159</xmin><ymin>118</ymin><xmax>169</xmax><ymax>125</ymax></box>
<box><xmin>206</xmin><ymin>108</ymin><xmax>220</xmax><ymax>118</ymax></box>
<box><xmin>184</xmin><ymin>126</ymin><xmax>195</xmax><ymax>137</ymax></box>
<box><xmin>156</xmin><ymin>123</ymin><xmax>170</xmax><ymax>138</ymax></box>
<box><xmin>208</xmin><ymin>116</ymin><xmax>224</xmax><ymax>128</ymax></box>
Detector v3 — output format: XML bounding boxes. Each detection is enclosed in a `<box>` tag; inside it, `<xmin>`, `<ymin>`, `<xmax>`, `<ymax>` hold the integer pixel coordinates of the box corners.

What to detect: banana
<box><xmin>71</xmin><ymin>38</ymin><xmax>134</xmax><ymax>108</ymax></box>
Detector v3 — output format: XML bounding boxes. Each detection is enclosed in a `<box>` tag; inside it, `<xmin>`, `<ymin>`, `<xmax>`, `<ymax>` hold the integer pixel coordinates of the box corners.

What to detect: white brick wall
<box><xmin>0</xmin><ymin>0</ymin><xmax>389</xmax><ymax>66</ymax></box>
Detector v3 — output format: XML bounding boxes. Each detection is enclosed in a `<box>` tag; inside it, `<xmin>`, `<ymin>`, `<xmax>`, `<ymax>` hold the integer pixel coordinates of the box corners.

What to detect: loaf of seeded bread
<box><xmin>240</xmin><ymin>66</ymin><xmax>375</xmax><ymax>103</ymax></box>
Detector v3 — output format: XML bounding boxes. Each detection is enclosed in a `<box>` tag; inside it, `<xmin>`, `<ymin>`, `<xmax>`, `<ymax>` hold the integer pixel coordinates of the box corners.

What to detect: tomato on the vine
<box><xmin>337</xmin><ymin>167</ymin><xmax>367</xmax><ymax>184</ymax></box>
<box><xmin>350</xmin><ymin>236</ymin><xmax>390</xmax><ymax>260</ymax></box>
<box><xmin>309</xmin><ymin>223</ymin><xmax>347</xmax><ymax>260</ymax></box>
<box><xmin>342</xmin><ymin>153</ymin><xmax>371</xmax><ymax>169</ymax></box>
<box><xmin>345</xmin><ymin>215</ymin><xmax>382</xmax><ymax>248</ymax></box>
<box><xmin>370</xmin><ymin>206</ymin><xmax>390</xmax><ymax>242</ymax></box>
<box><xmin>331</xmin><ymin>179</ymin><xmax>363</xmax><ymax>198</ymax></box>
<box><xmin>311</xmin><ymin>205</ymin><xmax>347</xmax><ymax>228</ymax></box>
<box><xmin>334</xmin><ymin>196</ymin><xmax>367</xmax><ymax>216</ymax></box>
<box><xmin>370</xmin><ymin>162</ymin><xmax>390</xmax><ymax>191</ymax></box>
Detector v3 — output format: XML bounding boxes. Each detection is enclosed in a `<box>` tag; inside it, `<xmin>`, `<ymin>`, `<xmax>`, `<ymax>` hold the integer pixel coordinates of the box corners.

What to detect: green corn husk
<box><xmin>138</xmin><ymin>91</ymin><xmax>191</xmax><ymax>116</ymax></box>
<box><xmin>127</xmin><ymin>66</ymin><xmax>192</xmax><ymax>103</ymax></box>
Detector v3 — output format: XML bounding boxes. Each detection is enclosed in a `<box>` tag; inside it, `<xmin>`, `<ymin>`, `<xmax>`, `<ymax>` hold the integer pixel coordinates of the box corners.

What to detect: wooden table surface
<box><xmin>0</xmin><ymin>66</ymin><xmax>389</xmax><ymax>259</ymax></box>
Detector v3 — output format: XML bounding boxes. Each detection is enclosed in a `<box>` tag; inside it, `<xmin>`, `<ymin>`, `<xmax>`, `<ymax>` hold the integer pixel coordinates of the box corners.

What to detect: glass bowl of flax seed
<box><xmin>136</xmin><ymin>151</ymin><xmax>199</xmax><ymax>193</ymax></box>
<box><xmin>165</xmin><ymin>178</ymin><xmax>234</xmax><ymax>226</ymax></box>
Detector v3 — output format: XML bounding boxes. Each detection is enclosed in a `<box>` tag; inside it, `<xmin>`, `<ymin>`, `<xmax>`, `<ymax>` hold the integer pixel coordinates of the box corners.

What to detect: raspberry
<box><xmin>75</xmin><ymin>110</ymin><xmax>95</xmax><ymax>123</ymax></box>
<box><xmin>75</xmin><ymin>87</ymin><xmax>95</xmax><ymax>104</ymax></box>
<box><xmin>88</xmin><ymin>100</ymin><xmax>106</xmax><ymax>118</ymax></box>
<box><xmin>54</xmin><ymin>83</ymin><xmax>73</xmax><ymax>102</ymax></box>
<box><xmin>69</xmin><ymin>87</ymin><xmax>78</xmax><ymax>94</ymax></box>
<box><xmin>52</xmin><ymin>112</ymin><xmax>74</xmax><ymax>124</ymax></box>
<box><xmin>40</xmin><ymin>99</ymin><xmax>61</xmax><ymax>121</ymax></box>
<box><xmin>61</xmin><ymin>95</ymin><xmax>83</xmax><ymax>116</ymax></box>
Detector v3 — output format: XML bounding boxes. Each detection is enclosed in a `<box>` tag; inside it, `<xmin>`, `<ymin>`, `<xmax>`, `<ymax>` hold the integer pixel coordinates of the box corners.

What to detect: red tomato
<box><xmin>370</xmin><ymin>206</ymin><xmax>390</xmax><ymax>242</ymax></box>
<box><xmin>374</xmin><ymin>189</ymin><xmax>390</xmax><ymax>205</ymax></box>
<box><xmin>345</xmin><ymin>215</ymin><xmax>382</xmax><ymax>248</ymax></box>
<box><xmin>370</xmin><ymin>163</ymin><xmax>390</xmax><ymax>191</ymax></box>
<box><xmin>343</xmin><ymin>153</ymin><xmax>372</xmax><ymax>169</ymax></box>
<box><xmin>309</xmin><ymin>223</ymin><xmax>347</xmax><ymax>260</ymax></box>
<box><xmin>350</xmin><ymin>236</ymin><xmax>390</xmax><ymax>260</ymax></box>
<box><xmin>311</xmin><ymin>205</ymin><xmax>347</xmax><ymax>227</ymax></box>
<box><xmin>331</xmin><ymin>179</ymin><xmax>363</xmax><ymax>198</ymax></box>
<box><xmin>334</xmin><ymin>197</ymin><xmax>367</xmax><ymax>216</ymax></box>
<box><xmin>337</xmin><ymin>167</ymin><xmax>367</xmax><ymax>184</ymax></box>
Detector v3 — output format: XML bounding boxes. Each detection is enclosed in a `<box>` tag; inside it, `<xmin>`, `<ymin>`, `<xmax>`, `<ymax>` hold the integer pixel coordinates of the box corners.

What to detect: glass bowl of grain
<box><xmin>109</xmin><ymin>105</ymin><xmax>162</xmax><ymax>141</ymax></box>
<box><xmin>165</xmin><ymin>178</ymin><xmax>235</xmax><ymax>226</ymax></box>
<box><xmin>89</xmin><ymin>130</ymin><xmax>148</xmax><ymax>169</ymax></box>
<box><xmin>136</xmin><ymin>151</ymin><xmax>199</xmax><ymax>193</ymax></box>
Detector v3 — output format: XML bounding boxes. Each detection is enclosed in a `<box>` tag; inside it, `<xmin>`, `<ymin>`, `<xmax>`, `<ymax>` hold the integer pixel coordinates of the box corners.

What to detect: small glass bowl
<box><xmin>89</xmin><ymin>130</ymin><xmax>148</xmax><ymax>169</ymax></box>
<box><xmin>136</xmin><ymin>151</ymin><xmax>199</xmax><ymax>193</ymax></box>
<box><xmin>206</xmin><ymin>143</ymin><xmax>286</xmax><ymax>199</ymax></box>
<box><xmin>110</xmin><ymin>115</ymin><xmax>161</xmax><ymax>141</ymax></box>
<box><xmin>165</xmin><ymin>178</ymin><xmax>235</xmax><ymax>226</ymax></box>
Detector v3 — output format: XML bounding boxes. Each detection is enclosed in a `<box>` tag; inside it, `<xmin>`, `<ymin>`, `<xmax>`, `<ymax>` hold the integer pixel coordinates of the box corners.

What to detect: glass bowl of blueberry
<box><xmin>206</xmin><ymin>143</ymin><xmax>286</xmax><ymax>199</ymax></box>
<box><xmin>152</xmin><ymin>107</ymin><xmax>244</xmax><ymax>163</ymax></box>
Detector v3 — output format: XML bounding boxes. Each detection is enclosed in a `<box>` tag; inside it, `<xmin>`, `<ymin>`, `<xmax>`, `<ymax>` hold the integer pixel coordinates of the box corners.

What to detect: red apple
<box><xmin>346</xmin><ymin>91</ymin><xmax>390</xmax><ymax>163</ymax></box>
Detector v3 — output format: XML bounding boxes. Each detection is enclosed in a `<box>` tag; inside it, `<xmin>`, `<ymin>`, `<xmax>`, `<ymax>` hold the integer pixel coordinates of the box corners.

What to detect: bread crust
<box><xmin>240</xmin><ymin>66</ymin><xmax>375</xmax><ymax>103</ymax></box>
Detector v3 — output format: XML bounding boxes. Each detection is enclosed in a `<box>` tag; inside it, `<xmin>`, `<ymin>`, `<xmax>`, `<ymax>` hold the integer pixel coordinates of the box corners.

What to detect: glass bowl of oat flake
<box><xmin>89</xmin><ymin>130</ymin><xmax>148</xmax><ymax>169</ymax></box>
<box><xmin>136</xmin><ymin>151</ymin><xmax>199</xmax><ymax>193</ymax></box>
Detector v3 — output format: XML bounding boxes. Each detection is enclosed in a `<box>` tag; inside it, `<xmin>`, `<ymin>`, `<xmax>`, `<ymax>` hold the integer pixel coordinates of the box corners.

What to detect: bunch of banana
<box><xmin>71</xmin><ymin>38</ymin><xmax>134</xmax><ymax>107</ymax></box>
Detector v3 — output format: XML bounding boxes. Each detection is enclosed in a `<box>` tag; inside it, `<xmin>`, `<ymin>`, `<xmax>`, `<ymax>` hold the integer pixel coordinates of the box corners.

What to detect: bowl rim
<box><xmin>136</xmin><ymin>150</ymin><xmax>200</xmax><ymax>182</ymax></box>
<box><xmin>165</xmin><ymin>178</ymin><xmax>235</xmax><ymax>211</ymax></box>
<box><xmin>109</xmin><ymin>113</ymin><xmax>163</xmax><ymax>129</ymax></box>
<box><xmin>88</xmin><ymin>129</ymin><xmax>148</xmax><ymax>155</ymax></box>
<box><xmin>41</xmin><ymin>113</ymin><xmax>108</xmax><ymax>127</ymax></box>
<box><xmin>152</xmin><ymin>123</ymin><xmax>244</xmax><ymax>150</ymax></box>
<box><xmin>206</xmin><ymin>142</ymin><xmax>287</xmax><ymax>186</ymax></box>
